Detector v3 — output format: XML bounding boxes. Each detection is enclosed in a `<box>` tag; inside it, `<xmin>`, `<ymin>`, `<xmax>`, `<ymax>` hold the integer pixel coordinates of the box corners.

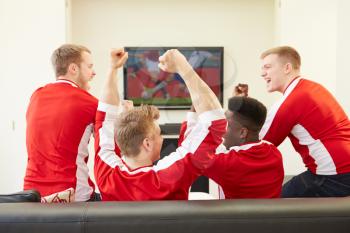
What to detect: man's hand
<box><xmin>111</xmin><ymin>48</ymin><xmax>128</xmax><ymax>70</ymax></box>
<box><xmin>233</xmin><ymin>83</ymin><xmax>248</xmax><ymax>97</ymax></box>
<box><xmin>158</xmin><ymin>49</ymin><xmax>191</xmax><ymax>74</ymax></box>
<box><xmin>158</xmin><ymin>49</ymin><xmax>221</xmax><ymax>114</ymax></box>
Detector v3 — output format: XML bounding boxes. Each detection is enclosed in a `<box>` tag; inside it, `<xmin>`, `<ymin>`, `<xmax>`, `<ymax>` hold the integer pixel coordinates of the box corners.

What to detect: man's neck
<box><xmin>244</xmin><ymin>134</ymin><xmax>260</xmax><ymax>144</ymax></box>
<box><xmin>123</xmin><ymin>153</ymin><xmax>153</xmax><ymax>170</ymax></box>
<box><xmin>57</xmin><ymin>75</ymin><xmax>80</xmax><ymax>88</ymax></box>
<box><xmin>281</xmin><ymin>72</ymin><xmax>300</xmax><ymax>93</ymax></box>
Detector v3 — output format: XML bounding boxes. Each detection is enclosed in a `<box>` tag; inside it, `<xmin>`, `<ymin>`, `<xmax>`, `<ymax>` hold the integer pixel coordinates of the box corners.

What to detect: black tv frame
<box><xmin>123</xmin><ymin>46</ymin><xmax>224</xmax><ymax>110</ymax></box>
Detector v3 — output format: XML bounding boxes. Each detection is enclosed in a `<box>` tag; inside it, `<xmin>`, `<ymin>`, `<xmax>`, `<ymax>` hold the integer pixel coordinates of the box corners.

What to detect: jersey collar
<box><xmin>55</xmin><ymin>79</ymin><xmax>79</xmax><ymax>88</ymax></box>
<box><xmin>283</xmin><ymin>76</ymin><xmax>301</xmax><ymax>95</ymax></box>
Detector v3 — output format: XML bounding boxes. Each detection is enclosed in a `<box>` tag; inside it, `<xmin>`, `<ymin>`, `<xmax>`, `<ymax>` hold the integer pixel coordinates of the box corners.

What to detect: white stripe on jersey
<box><xmin>184</xmin><ymin>112</ymin><xmax>198</xmax><ymax>139</ymax></box>
<box><xmin>75</xmin><ymin>123</ymin><xmax>94</xmax><ymax>201</ymax></box>
<box><xmin>215</xmin><ymin>140</ymin><xmax>272</xmax><ymax>155</ymax></box>
<box><xmin>215</xmin><ymin>144</ymin><xmax>228</xmax><ymax>154</ymax></box>
<box><xmin>154</xmin><ymin>109</ymin><xmax>224</xmax><ymax>172</ymax></box>
<box><xmin>153</xmin><ymin>121</ymin><xmax>211</xmax><ymax>172</ymax></box>
<box><xmin>259</xmin><ymin>78</ymin><xmax>301</xmax><ymax>139</ymax></box>
<box><xmin>97</xmin><ymin>102</ymin><xmax>120</xmax><ymax>115</ymax></box>
<box><xmin>98</xmin><ymin>106</ymin><xmax>224</xmax><ymax>175</ymax></box>
<box><xmin>98</xmin><ymin>111</ymin><xmax>124</xmax><ymax>169</ymax></box>
<box><xmin>218</xmin><ymin>185</ymin><xmax>225</xmax><ymax>199</ymax></box>
<box><xmin>230</xmin><ymin>140</ymin><xmax>271</xmax><ymax>152</ymax></box>
<box><xmin>291</xmin><ymin>124</ymin><xmax>336</xmax><ymax>175</ymax></box>
<box><xmin>54</xmin><ymin>79</ymin><xmax>78</xmax><ymax>87</ymax></box>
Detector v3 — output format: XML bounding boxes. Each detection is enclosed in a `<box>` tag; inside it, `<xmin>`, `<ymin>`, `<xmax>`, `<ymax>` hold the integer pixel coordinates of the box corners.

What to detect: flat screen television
<box><xmin>123</xmin><ymin>47</ymin><xmax>224</xmax><ymax>109</ymax></box>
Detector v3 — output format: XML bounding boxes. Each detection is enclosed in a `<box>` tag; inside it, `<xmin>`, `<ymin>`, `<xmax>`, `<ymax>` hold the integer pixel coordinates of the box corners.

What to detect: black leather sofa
<box><xmin>0</xmin><ymin>190</ymin><xmax>40</xmax><ymax>203</ymax></box>
<box><xmin>1</xmin><ymin>197</ymin><xmax>350</xmax><ymax>233</ymax></box>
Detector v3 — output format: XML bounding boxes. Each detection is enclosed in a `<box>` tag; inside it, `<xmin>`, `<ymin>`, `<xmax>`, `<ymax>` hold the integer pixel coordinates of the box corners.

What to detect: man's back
<box><xmin>24</xmin><ymin>80</ymin><xmax>98</xmax><ymax>201</ymax></box>
<box><xmin>260</xmin><ymin>78</ymin><xmax>350</xmax><ymax>175</ymax></box>
<box><xmin>204</xmin><ymin>141</ymin><xmax>284</xmax><ymax>198</ymax></box>
<box><xmin>94</xmin><ymin>103</ymin><xmax>226</xmax><ymax>201</ymax></box>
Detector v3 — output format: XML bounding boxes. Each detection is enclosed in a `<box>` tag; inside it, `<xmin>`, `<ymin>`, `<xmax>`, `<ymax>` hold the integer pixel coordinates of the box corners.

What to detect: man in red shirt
<box><xmin>259</xmin><ymin>46</ymin><xmax>350</xmax><ymax>197</ymax></box>
<box><xmin>94</xmin><ymin>49</ymin><xmax>226</xmax><ymax>200</ymax></box>
<box><xmin>179</xmin><ymin>96</ymin><xmax>284</xmax><ymax>199</ymax></box>
<box><xmin>24</xmin><ymin>44</ymin><xmax>99</xmax><ymax>202</ymax></box>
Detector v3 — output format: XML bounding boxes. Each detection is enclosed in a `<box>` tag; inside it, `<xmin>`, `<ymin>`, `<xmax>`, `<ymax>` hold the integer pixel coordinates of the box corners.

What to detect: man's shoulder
<box><xmin>228</xmin><ymin>141</ymin><xmax>281</xmax><ymax>155</ymax></box>
<box><xmin>300</xmin><ymin>77</ymin><xmax>319</xmax><ymax>85</ymax></box>
<box><xmin>294</xmin><ymin>78</ymin><xmax>324</xmax><ymax>92</ymax></box>
<box><xmin>37</xmin><ymin>82</ymin><xmax>98</xmax><ymax>106</ymax></box>
<box><xmin>55</xmin><ymin>83</ymin><xmax>98</xmax><ymax>103</ymax></box>
<box><xmin>277</xmin><ymin>78</ymin><xmax>314</xmax><ymax>107</ymax></box>
<box><xmin>261</xmin><ymin>140</ymin><xmax>283</xmax><ymax>155</ymax></box>
<box><xmin>285</xmin><ymin>78</ymin><xmax>326</xmax><ymax>105</ymax></box>
<box><xmin>76</xmin><ymin>89</ymin><xmax>98</xmax><ymax>103</ymax></box>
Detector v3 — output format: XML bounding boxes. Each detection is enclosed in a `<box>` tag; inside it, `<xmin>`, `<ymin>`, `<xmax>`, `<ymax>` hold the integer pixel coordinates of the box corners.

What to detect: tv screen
<box><xmin>123</xmin><ymin>47</ymin><xmax>224</xmax><ymax>109</ymax></box>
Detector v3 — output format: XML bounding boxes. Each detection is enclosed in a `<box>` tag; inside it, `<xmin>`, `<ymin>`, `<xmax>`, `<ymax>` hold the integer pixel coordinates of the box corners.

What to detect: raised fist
<box><xmin>233</xmin><ymin>83</ymin><xmax>248</xmax><ymax>97</ymax></box>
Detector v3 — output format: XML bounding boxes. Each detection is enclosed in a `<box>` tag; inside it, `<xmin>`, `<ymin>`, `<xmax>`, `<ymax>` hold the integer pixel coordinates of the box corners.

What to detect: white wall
<box><xmin>70</xmin><ymin>0</ymin><xmax>276</xmax><ymax>122</ymax></box>
<box><xmin>277</xmin><ymin>0</ymin><xmax>338</xmax><ymax>92</ymax></box>
<box><xmin>336</xmin><ymin>0</ymin><xmax>350</xmax><ymax>116</ymax></box>
<box><xmin>0</xmin><ymin>0</ymin><xmax>66</xmax><ymax>193</ymax></box>
<box><xmin>272</xmin><ymin>0</ymin><xmax>350</xmax><ymax>175</ymax></box>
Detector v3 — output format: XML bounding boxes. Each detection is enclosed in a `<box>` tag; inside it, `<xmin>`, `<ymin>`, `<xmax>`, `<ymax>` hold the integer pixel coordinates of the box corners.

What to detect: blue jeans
<box><xmin>282</xmin><ymin>170</ymin><xmax>350</xmax><ymax>197</ymax></box>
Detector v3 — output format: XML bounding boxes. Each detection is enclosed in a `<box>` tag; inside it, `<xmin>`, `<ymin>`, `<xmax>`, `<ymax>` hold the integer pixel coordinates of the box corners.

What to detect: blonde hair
<box><xmin>115</xmin><ymin>105</ymin><xmax>160</xmax><ymax>156</ymax></box>
<box><xmin>51</xmin><ymin>44</ymin><xmax>91</xmax><ymax>78</ymax></box>
<box><xmin>260</xmin><ymin>46</ymin><xmax>301</xmax><ymax>70</ymax></box>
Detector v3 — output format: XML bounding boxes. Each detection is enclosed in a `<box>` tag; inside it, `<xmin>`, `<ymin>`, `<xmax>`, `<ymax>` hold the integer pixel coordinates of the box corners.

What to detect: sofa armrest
<box><xmin>0</xmin><ymin>190</ymin><xmax>40</xmax><ymax>203</ymax></box>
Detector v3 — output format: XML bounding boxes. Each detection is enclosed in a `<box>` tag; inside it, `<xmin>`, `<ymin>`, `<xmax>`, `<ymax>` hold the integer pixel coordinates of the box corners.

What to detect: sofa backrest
<box><xmin>1</xmin><ymin>198</ymin><xmax>350</xmax><ymax>233</ymax></box>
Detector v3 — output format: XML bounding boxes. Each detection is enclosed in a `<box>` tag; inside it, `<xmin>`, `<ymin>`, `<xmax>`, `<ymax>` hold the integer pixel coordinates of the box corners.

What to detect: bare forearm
<box><xmin>178</xmin><ymin>66</ymin><xmax>221</xmax><ymax>114</ymax></box>
<box><xmin>100</xmin><ymin>48</ymin><xmax>128</xmax><ymax>106</ymax></box>
<box><xmin>101</xmin><ymin>68</ymin><xmax>120</xmax><ymax>106</ymax></box>
<box><xmin>158</xmin><ymin>49</ymin><xmax>221</xmax><ymax>114</ymax></box>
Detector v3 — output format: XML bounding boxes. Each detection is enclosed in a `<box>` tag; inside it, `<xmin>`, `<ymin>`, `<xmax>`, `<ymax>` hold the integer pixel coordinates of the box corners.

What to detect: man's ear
<box><xmin>67</xmin><ymin>63</ymin><xmax>79</xmax><ymax>75</ymax></box>
<box><xmin>284</xmin><ymin>62</ymin><xmax>293</xmax><ymax>74</ymax></box>
<box><xmin>240</xmin><ymin>127</ymin><xmax>249</xmax><ymax>139</ymax></box>
<box><xmin>142</xmin><ymin>137</ymin><xmax>152</xmax><ymax>152</ymax></box>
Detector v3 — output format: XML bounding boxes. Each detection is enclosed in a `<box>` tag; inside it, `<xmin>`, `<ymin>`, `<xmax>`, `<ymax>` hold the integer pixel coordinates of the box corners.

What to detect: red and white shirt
<box><xmin>94</xmin><ymin>102</ymin><xmax>226</xmax><ymax>201</ymax></box>
<box><xmin>206</xmin><ymin>142</ymin><xmax>283</xmax><ymax>198</ymax></box>
<box><xmin>179</xmin><ymin>113</ymin><xmax>284</xmax><ymax>198</ymax></box>
<box><xmin>24</xmin><ymin>80</ymin><xmax>98</xmax><ymax>201</ymax></box>
<box><xmin>260</xmin><ymin>77</ymin><xmax>350</xmax><ymax>175</ymax></box>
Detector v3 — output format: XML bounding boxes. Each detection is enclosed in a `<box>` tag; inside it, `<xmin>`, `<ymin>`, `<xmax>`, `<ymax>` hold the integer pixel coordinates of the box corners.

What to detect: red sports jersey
<box><xmin>94</xmin><ymin>103</ymin><xmax>226</xmax><ymax>201</ymax></box>
<box><xmin>205</xmin><ymin>142</ymin><xmax>283</xmax><ymax>198</ymax></box>
<box><xmin>24</xmin><ymin>80</ymin><xmax>98</xmax><ymax>201</ymax></box>
<box><xmin>260</xmin><ymin>77</ymin><xmax>350</xmax><ymax>175</ymax></box>
<box><xmin>179</xmin><ymin>113</ymin><xmax>284</xmax><ymax>198</ymax></box>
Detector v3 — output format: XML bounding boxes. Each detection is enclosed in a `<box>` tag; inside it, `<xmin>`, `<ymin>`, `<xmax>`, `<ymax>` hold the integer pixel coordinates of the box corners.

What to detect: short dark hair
<box><xmin>228</xmin><ymin>96</ymin><xmax>267</xmax><ymax>132</ymax></box>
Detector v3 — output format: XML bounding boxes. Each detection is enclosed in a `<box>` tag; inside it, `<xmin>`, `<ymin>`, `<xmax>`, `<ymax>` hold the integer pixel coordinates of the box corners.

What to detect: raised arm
<box><xmin>158</xmin><ymin>49</ymin><xmax>221</xmax><ymax>114</ymax></box>
<box><xmin>94</xmin><ymin>48</ymin><xmax>129</xmax><ymax>199</ymax></box>
<box><xmin>100</xmin><ymin>48</ymin><xmax>128</xmax><ymax>106</ymax></box>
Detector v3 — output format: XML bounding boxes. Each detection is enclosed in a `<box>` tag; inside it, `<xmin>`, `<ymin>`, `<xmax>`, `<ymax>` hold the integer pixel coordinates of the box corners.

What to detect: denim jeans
<box><xmin>282</xmin><ymin>170</ymin><xmax>350</xmax><ymax>197</ymax></box>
